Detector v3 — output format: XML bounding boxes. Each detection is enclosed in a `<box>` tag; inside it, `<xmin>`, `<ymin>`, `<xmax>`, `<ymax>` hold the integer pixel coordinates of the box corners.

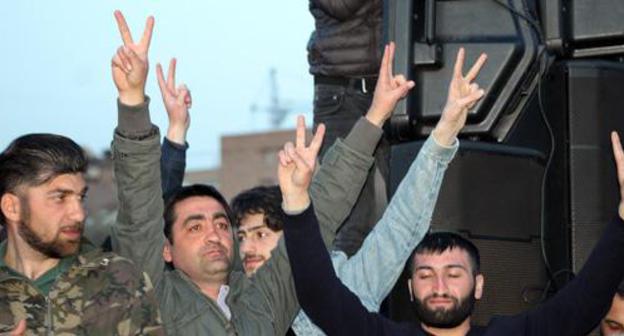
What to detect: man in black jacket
<box><xmin>282</xmin><ymin>131</ymin><xmax>624</xmax><ymax>336</ymax></box>
<box><xmin>307</xmin><ymin>0</ymin><xmax>385</xmax><ymax>256</ymax></box>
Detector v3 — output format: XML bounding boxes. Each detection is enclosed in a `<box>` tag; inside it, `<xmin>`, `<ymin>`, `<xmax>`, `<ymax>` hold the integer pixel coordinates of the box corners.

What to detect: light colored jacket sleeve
<box><xmin>111</xmin><ymin>99</ymin><xmax>167</xmax><ymax>287</ymax></box>
<box><xmin>292</xmin><ymin>135</ymin><xmax>457</xmax><ymax>336</ymax></box>
<box><xmin>245</xmin><ymin>117</ymin><xmax>379</xmax><ymax>335</ymax></box>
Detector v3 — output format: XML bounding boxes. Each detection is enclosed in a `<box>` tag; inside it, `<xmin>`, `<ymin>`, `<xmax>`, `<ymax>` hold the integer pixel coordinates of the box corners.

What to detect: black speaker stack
<box><xmin>384</xmin><ymin>0</ymin><xmax>624</xmax><ymax>327</ymax></box>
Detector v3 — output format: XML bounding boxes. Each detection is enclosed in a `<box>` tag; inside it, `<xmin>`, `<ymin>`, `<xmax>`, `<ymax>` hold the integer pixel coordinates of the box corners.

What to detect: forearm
<box><xmin>528</xmin><ymin>215</ymin><xmax>624</xmax><ymax>335</ymax></box>
<box><xmin>310</xmin><ymin>117</ymin><xmax>380</xmax><ymax>249</ymax></box>
<box><xmin>335</xmin><ymin>134</ymin><xmax>457</xmax><ymax>309</ymax></box>
<box><xmin>111</xmin><ymin>98</ymin><xmax>166</xmax><ymax>284</ymax></box>
<box><xmin>160</xmin><ymin>137</ymin><xmax>187</xmax><ymax>201</ymax></box>
<box><xmin>284</xmin><ymin>204</ymin><xmax>375</xmax><ymax>336</ymax></box>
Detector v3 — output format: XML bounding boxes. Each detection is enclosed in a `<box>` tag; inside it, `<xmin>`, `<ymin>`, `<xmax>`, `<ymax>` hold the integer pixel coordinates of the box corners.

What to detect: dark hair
<box><xmin>230</xmin><ymin>185</ymin><xmax>284</xmax><ymax>232</ymax></box>
<box><xmin>617</xmin><ymin>279</ymin><xmax>624</xmax><ymax>297</ymax></box>
<box><xmin>410</xmin><ymin>231</ymin><xmax>481</xmax><ymax>276</ymax></box>
<box><xmin>163</xmin><ymin>184</ymin><xmax>234</xmax><ymax>243</ymax></box>
<box><xmin>0</xmin><ymin>133</ymin><xmax>87</xmax><ymax>225</ymax></box>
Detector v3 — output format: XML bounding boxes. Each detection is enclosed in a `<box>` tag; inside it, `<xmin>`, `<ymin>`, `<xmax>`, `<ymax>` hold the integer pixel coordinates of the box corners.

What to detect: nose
<box><xmin>432</xmin><ymin>275</ymin><xmax>449</xmax><ymax>296</ymax></box>
<box><xmin>240</xmin><ymin>238</ymin><xmax>257</xmax><ymax>257</ymax></box>
<box><xmin>68</xmin><ymin>197</ymin><xmax>86</xmax><ymax>223</ymax></box>
<box><xmin>204</xmin><ymin>223</ymin><xmax>222</xmax><ymax>244</ymax></box>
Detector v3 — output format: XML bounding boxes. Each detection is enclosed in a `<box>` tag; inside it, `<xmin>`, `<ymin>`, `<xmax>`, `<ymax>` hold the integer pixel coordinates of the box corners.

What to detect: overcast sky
<box><xmin>0</xmin><ymin>1</ymin><xmax>314</xmax><ymax>169</ymax></box>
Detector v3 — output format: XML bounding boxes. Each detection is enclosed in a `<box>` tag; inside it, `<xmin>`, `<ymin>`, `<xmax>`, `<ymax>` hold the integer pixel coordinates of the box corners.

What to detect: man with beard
<box><xmin>407</xmin><ymin>232</ymin><xmax>484</xmax><ymax>335</ymax></box>
<box><xmin>109</xmin><ymin>10</ymin><xmax>400</xmax><ymax>335</ymax></box>
<box><xmin>231</xmin><ymin>186</ymin><xmax>285</xmax><ymax>276</ymax></box>
<box><xmin>282</xmin><ymin>52</ymin><xmax>624</xmax><ymax>335</ymax></box>
<box><xmin>0</xmin><ymin>134</ymin><xmax>163</xmax><ymax>335</ymax></box>
<box><xmin>283</xmin><ymin>136</ymin><xmax>624</xmax><ymax>336</ymax></box>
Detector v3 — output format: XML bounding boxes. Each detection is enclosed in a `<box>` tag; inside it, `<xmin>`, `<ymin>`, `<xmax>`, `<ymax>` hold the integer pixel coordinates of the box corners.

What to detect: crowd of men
<box><xmin>2</xmin><ymin>5</ymin><xmax>624</xmax><ymax>336</ymax></box>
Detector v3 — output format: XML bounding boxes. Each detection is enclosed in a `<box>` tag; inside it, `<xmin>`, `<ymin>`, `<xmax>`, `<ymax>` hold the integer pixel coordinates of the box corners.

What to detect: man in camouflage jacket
<box><xmin>0</xmin><ymin>133</ymin><xmax>163</xmax><ymax>335</ymax></box>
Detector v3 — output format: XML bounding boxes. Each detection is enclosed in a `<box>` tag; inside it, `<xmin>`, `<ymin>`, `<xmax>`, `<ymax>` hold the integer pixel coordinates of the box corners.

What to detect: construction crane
<box><xmin>250</xmin><ymin>67</ymin><xmax>291</xmax><ymax>128</ymax></box>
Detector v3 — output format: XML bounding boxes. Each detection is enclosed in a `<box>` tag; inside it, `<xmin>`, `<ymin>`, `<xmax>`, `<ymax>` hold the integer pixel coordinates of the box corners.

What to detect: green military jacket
<box><xmin>111</xmin><ymin>100</ymin><xmax>379</xmax><ymax>335</ymax></box>
<box><xmin>0</xmin><ymin>243</ymin><xmax>164</xmax><ymax>335</ymax></box>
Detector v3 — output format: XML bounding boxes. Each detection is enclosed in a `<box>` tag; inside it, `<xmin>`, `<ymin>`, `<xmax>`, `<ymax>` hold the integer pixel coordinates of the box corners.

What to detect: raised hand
<box><xmin>611</xmin><ymin>132</ymin><xmax>624</xmax><ymax>219</ymax></box>
<box><xmin>433</xmin><ymin>48</ymin><xmax>487</xmax><ymax>146</ymax></box>
<box><xmin>156</xmin><ymin>58</ymin><xmax>192</xmax><ymax>145</ymax></box>
<box><xmin>366</xmin><ymin>42</ymin><xmax>415</xmax><ymax>127</ymax></box>
<box><xmin>111</xmin><ymin>10</ymin><xmax>154</xmax><ymax>106</ymax></box>
<box><xmin>278</xmin><ymin>116</ymin><xmax>325</xmax><ymax>212</ymax></box>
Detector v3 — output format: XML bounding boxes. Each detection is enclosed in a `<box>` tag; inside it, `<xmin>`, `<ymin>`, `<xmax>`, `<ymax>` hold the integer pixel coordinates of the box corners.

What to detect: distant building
<box><xmin>78</xmin><ymin>128</ymin><xmax>303</xmax><ymax>245</ymax></box>
<box><xmin>187</xmin><ymin>128</ymin><xmax>304</xmax><ymax>200</ymax></box>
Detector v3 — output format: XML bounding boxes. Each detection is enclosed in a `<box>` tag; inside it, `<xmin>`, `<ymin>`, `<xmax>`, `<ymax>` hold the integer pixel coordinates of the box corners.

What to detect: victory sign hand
<box><xmin>111</xmin><ymin>10</ymin><xmax>154</xmax><ymax>105</ymax></box>
<box><xmin>433</xmin><ymin>48</ymin><xmax>487</xmax><ymax>146</ymax></box>
<box><xmin>156</xmin><ymin>58</ymin><xmax>192</xmax><ymax>145</ymax></box>
<box><xmin>278</xmin><ymin>116</ymin><xmax>325</xmax><ymax>212</ymax></box>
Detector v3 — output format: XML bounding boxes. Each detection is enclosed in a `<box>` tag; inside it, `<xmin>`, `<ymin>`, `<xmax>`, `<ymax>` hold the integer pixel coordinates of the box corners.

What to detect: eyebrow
<box><xmin>237</xmin><ymin>224</ymin><xmax>267</xmax><ymax>235</ymax></box>
<box><xmin>213</xmin><ymin>212</ymin><xmax>229</xmax><ymax>222</ymax></box>
<box><xmin>182</xmin><ymin>212</ymin><xmax>230</xmax><ymax>228</ymax></box>
<box><xmin>182</xmin><ymin>214</ymin><xmax>206</xmax><ymax>228</ymax></box>
<box><xmin>415</xmin><ymin>264</ymin><xmax>469</xmax><ymax>272</ymax></box>
<box><xmin>47</xmin><ymin>186</ymin><xmax>89</xmax><ymax>196</ymax></box>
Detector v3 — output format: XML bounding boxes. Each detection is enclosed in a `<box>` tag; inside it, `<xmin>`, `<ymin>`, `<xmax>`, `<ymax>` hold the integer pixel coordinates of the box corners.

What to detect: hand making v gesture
<box><xmin>433</xmin><ymin>48</ymin><xmax>488</xmax><ymax>146</ymax></box>
<box><xmin>278</xmin><ymin>116</ymin><xmax>326</xmax><ymax>212</ymax></box>
<box><xmin>111</xmin><ymin>10</ymin><xmax>154</xmax><ymax>106</ymax></box>
<box><xmin>366</xmin><ymin>42</ymin><xmax>416</xmax><ymax>127</ymax></box>
<box><xmin>156</xmin><ymin>58</ymin><xmax>192</xmax><ymax>145</ymax></box>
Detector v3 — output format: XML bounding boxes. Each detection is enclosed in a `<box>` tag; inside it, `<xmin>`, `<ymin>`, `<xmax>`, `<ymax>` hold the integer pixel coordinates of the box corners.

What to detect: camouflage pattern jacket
<box><xmin>0</xmin><ymin>244</ymin><xmax>164</xmax><ymax>335</ymax></box>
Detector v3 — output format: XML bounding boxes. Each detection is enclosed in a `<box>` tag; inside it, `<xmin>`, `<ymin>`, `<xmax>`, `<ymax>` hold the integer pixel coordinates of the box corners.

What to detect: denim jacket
<box><xmin>292</xmin><ymin>135</ymin><xmax>457</xmax><ymax>335</ymax></box>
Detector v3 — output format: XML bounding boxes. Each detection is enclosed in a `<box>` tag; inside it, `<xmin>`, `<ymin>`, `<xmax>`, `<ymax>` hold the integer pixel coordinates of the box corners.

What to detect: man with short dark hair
<box><xmin>0</xmin><ymin>133</ymin><xmax>163</xmax><ymax>335</ymax></box>
<box><xmin>601</xmin><ymin>281</ymin><xmax>624</xmax><ymax>335</ymax></box>
<box><xmin>407</xmin><ymin>232</ymin><xmax>483</xmax><ymax>333</ymax></box>
<box><xmin>109</xmin><ymin>11</ymin><xmax>399</xmax><ymax>335</ymax></box>
<box><xmin>284</xmin><ymin>134</ymin><xmax>624</xmax><ymax>336</ymax></box>
<box><xmin>283</xmin><ymin>48</ymin><xmax>624</xmax><ymax>334</ymax></box>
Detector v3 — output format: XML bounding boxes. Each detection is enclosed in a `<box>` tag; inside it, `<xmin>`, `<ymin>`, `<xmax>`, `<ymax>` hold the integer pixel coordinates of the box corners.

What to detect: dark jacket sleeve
<box><xmin>284</xmin><ymin>204</ymin><xmax>409</xmax><ymax>336</ymax></box>
<box><xmin>160</xmin><ymin>137</ymin><xmax>187</xmax><ymax>201</ymax></box>
<box><xmin>494</xmin><ymin>215</ymin><xmax>624</xmax><ymax>335</ymax></box>
<box><xmin>311</xmin><ymin>0</ymin><xmax>368</xmax><ymax>21</ymax></box>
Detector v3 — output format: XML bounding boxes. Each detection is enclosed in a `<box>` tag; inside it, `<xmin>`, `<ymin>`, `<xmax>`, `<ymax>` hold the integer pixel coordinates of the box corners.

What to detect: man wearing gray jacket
<box><xmin>108</xmin><ymin>11</ymin><xmax>404</xmax><ymax>335</ymax></box>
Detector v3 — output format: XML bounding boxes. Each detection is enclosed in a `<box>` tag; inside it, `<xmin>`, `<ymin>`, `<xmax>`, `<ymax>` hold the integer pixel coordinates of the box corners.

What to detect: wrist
<box><xmin>166</xmin><ymin>125</ymin><xmax>188</xmax><ymax>145</ymax></box>
<box><xmin>432</xmin><ymin>123</ymin><xmax>458</xmax><ymax>147</ymax></box>
<box><xmin>118</xmin><ymin>89</ymin><xmax>146</xmax><ymax>106</ymax></box>
<box><xmin>365</xmin><ymin>108</ymin><xmax>387</xmax><ymax>128</ymax></box>
<box><xmin>282</xmin><ymin>192</ymin><xmax>311</xmax><ymax>214</ymax></box>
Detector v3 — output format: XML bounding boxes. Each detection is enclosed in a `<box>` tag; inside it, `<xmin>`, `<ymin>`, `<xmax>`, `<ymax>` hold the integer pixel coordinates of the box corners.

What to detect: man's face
<box><xmin>11</xmin><ymin>173</ymin><xmax>87</xmax><ymax>258</ymax></box>
<box><xmin>237</xmin><ymin>213</ymin><xmax>282</xmax><ymax>276</ymax></box>
<box><xmin>409</xmin><ymin>248</ymin><xmax>483</xmax><ymax>329</ymax></box>
<box><xmin>601</xmin><ymin>294</ymin><xmax>624</xmax><ymax>335</ymax></box>
<box><xmin>163</xmin><ymin>196</ymin><xmax>234</xmax><ymax>284</ymax></box>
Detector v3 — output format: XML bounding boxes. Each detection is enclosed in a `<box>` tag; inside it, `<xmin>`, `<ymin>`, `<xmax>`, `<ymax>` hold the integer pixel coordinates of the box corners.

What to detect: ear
<box><xmin>1</xmin><ymin>193</ymin><xmax>22</xmax><ymax>224</ymax></box>
<box><xmin>407</xmin><ymin>278</ymin><xmax>414</xmax><ymax>302</ymax></box>
<box><xmin>162</xmin><ymin>240</ymin><xmax>173</xmax><ymax>263</ymax></box>
<box><xmin>474</xmin><ymin>274</ymin><xmax>484</xmax><ymax>300</ymax></box>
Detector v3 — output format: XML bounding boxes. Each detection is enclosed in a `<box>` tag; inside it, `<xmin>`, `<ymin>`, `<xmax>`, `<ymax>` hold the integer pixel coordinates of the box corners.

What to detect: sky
<box><xmin>0</xmin><ymin>1</ymin><xmax>314</xmax><ymax>169</ymax></box>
